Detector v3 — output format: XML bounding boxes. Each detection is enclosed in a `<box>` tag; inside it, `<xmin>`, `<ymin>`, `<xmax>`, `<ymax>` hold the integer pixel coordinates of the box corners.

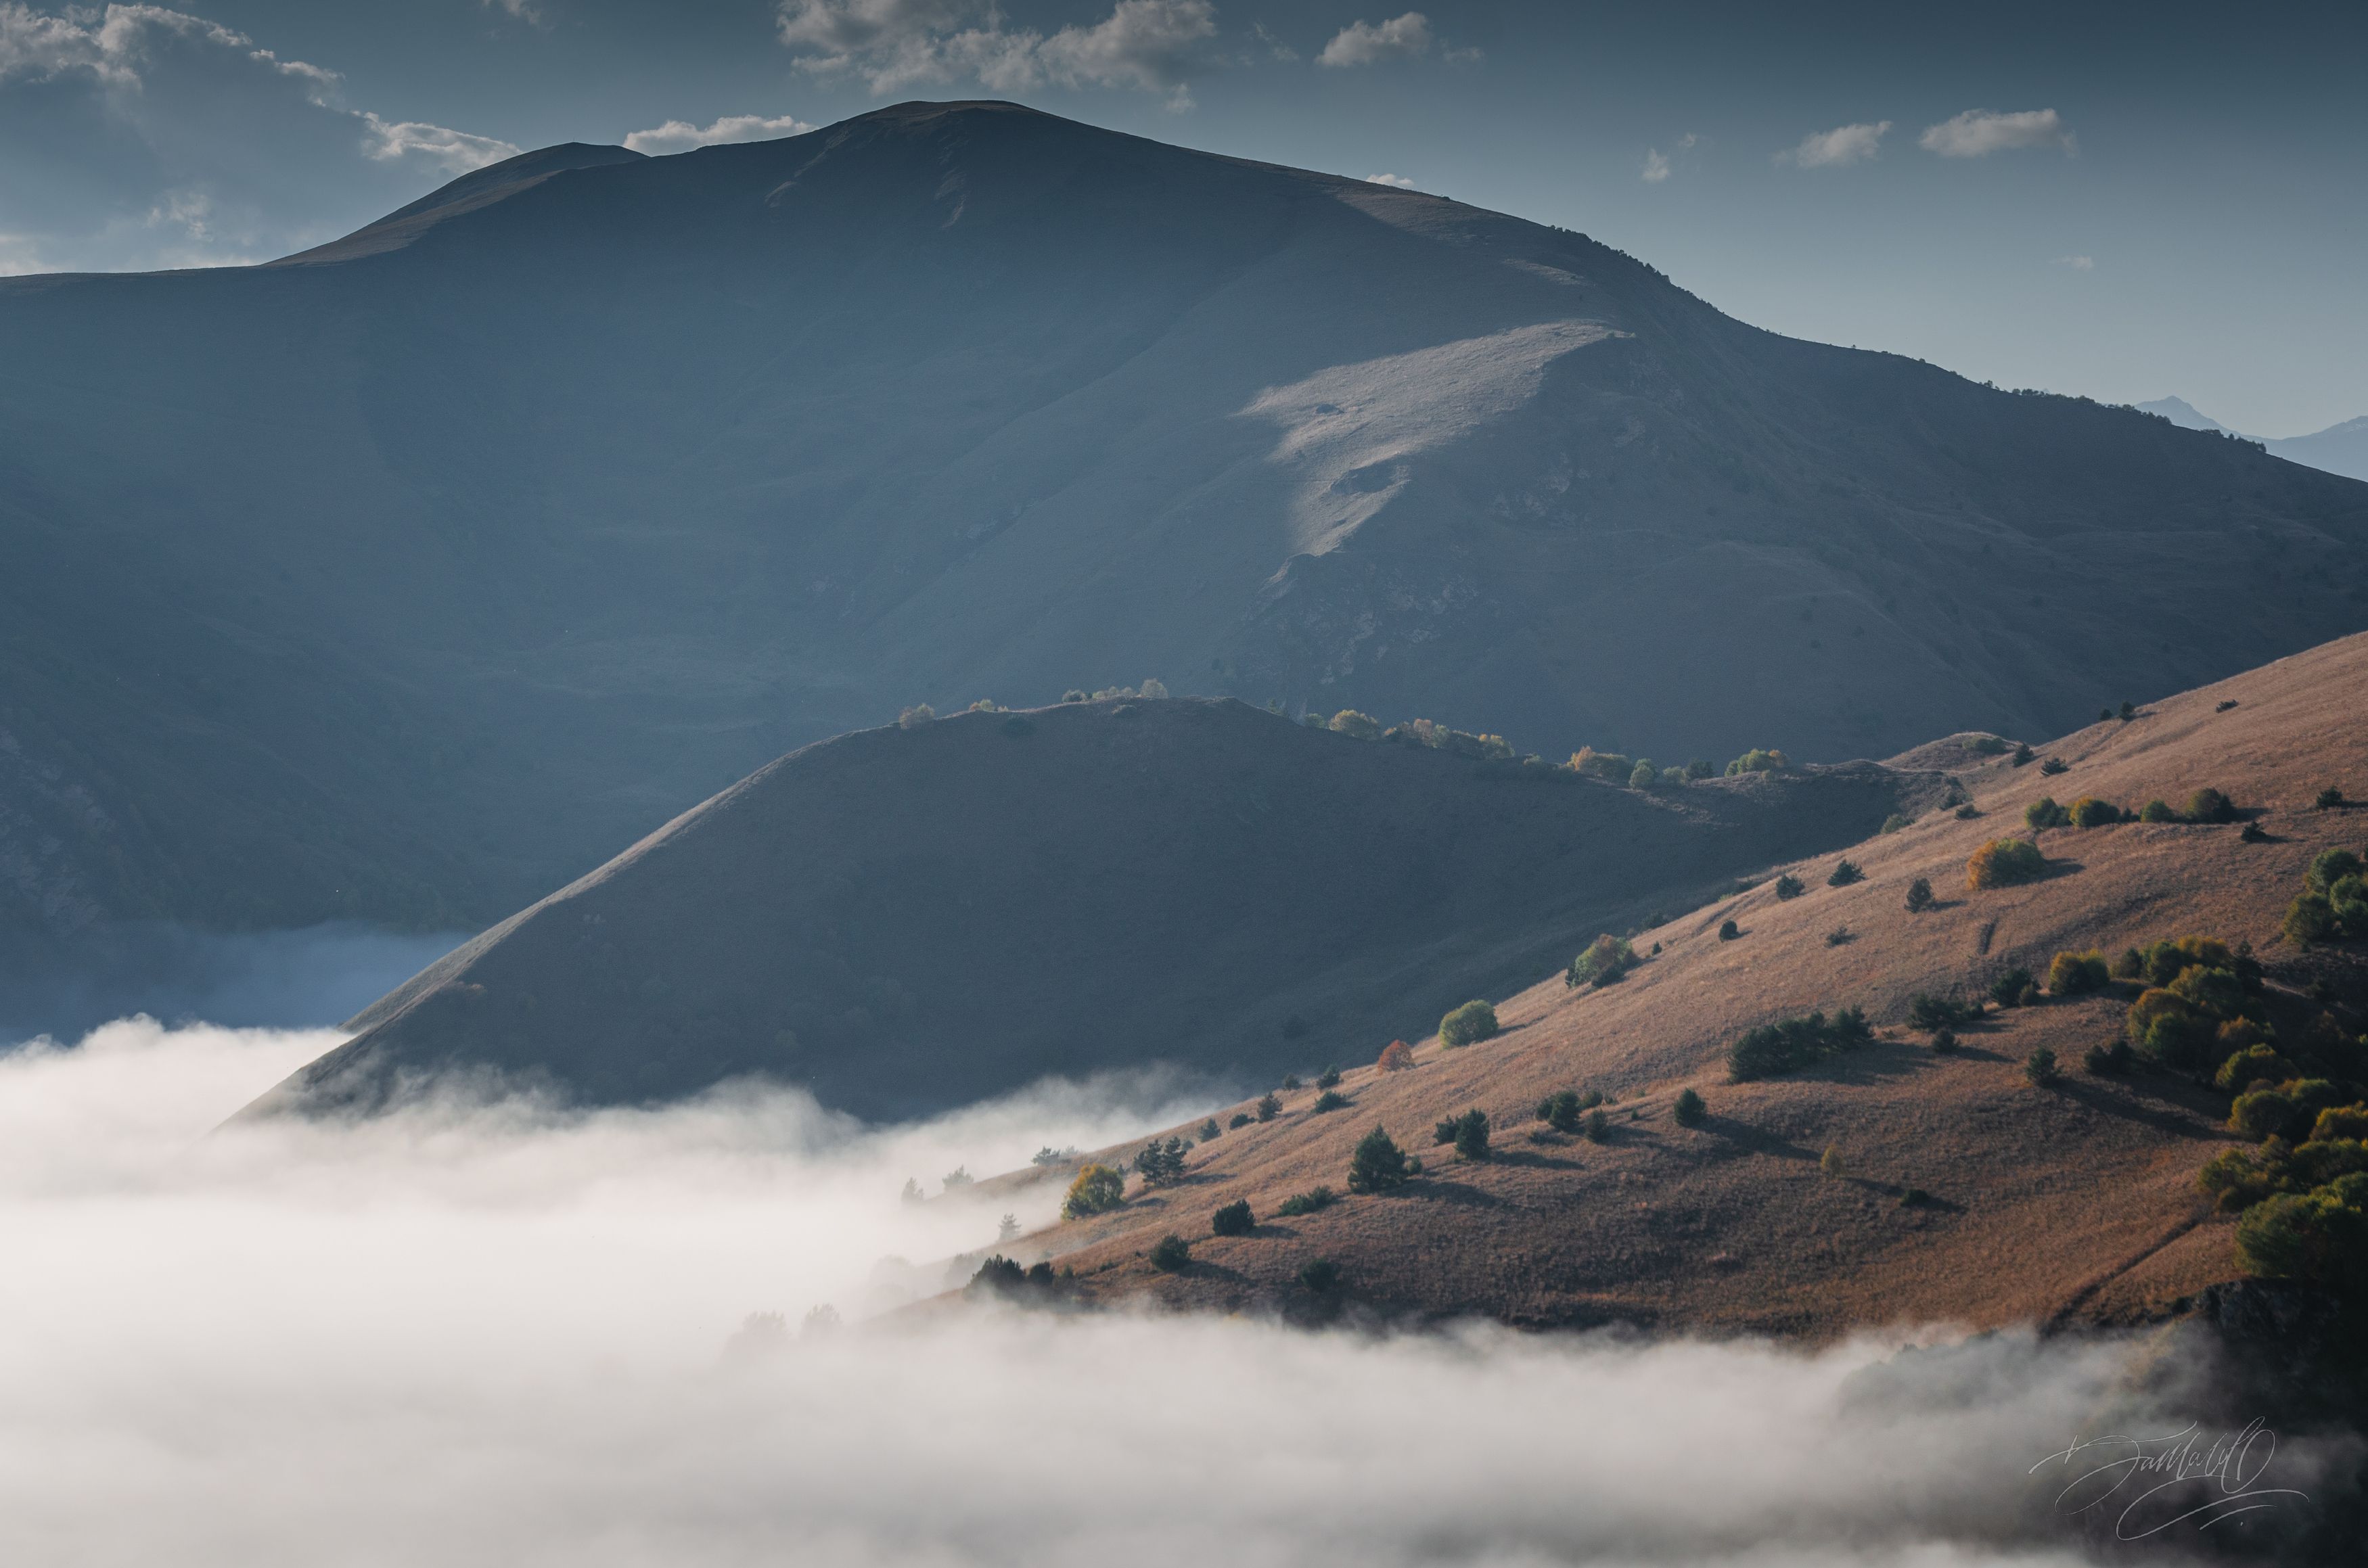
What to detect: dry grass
<box><xmin>988</xmin><ymin>632</ymin><xmax>2368</xmax><ymax>1337</ymax></box>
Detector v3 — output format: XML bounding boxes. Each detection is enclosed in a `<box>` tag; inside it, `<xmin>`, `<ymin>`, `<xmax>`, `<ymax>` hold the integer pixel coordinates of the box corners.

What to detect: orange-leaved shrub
<box><xmin>1966</xmin><ymin>837</ymin><xmax>2047</xmax><ymax>890</ymax></box>
<box><xmin>1376</xmin><ymin>1040</ymin><xmax>1414</xmax><ymax>1071</ymax></box>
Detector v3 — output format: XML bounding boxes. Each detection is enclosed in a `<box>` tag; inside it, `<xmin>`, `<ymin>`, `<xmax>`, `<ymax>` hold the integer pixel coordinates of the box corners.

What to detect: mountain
<box><xmin>5</xmin><ymin>101</ymin><xmax>2365</xmax><ymax>967</ymax></box>
<box><xmin>246</xmin><ymin>697</ymin><xmax>1942</xmax><ymax>1121</ymax></box>
<box><xmin>2136</xmin><ymin>396</ymin><xmax>2229</xmax><ymax>433</ymax></box>
<box><xmin>2273</xmin><ymin>417</ymin><xmax>2368</xmax><ymax>484</ymax></box>
<box><xmin>970</xmin><ymin>633</ymin><xmax>2368</xmax><ymax>1335</ymax></box>
<box><xmin>2137</xmin><ymin>398</ymin><xmax>2368</xmax><ymax>483</ymax></box>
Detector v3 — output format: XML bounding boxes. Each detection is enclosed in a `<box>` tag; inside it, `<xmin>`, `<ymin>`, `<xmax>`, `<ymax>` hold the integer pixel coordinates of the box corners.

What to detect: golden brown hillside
<box><xmin>982</xmin><ymin>633</ymin><xmax>2368</xmax><ymax>1335</ymax></box>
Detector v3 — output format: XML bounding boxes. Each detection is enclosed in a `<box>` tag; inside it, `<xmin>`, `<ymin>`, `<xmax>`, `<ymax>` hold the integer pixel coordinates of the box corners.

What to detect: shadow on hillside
<box><xmin>1405</xmin><ymin>1176</ymin><xmax>1502</xmax><ymax>1209</ymax></box>
<box><xmin>1779</xmin><ymin>1040</ymin><xmax>1934</xmax><ymax>1086</ymax></box>
<box><xmin>1491</xmin><ymin>1147</ymin><xmax>1589</xmax><ymax>1171</ymax></box>
<box><xmin>1697</xmin><ymin>1117</ymin><xmax>1817</xmax><ymax>1163</ymax></box>
<box><xmin>2049</xmin><ymin>1076</ymin><xmax>2223</xmax><ymax>1140</ymax></box>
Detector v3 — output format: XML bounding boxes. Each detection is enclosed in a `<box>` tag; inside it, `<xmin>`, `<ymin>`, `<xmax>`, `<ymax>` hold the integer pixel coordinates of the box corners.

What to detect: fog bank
<box><xmin>0</xmin><ymin>1018</ymin><xmax>2340</xmax><ymax>1565</ymax></box>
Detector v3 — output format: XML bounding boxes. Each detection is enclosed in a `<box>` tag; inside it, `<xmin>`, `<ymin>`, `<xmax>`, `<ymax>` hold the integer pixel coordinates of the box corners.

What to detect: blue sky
<box><xmin>2</xmin><ymin>0</ymin><xmax>2361</xmax><ymax>435</ymax></box>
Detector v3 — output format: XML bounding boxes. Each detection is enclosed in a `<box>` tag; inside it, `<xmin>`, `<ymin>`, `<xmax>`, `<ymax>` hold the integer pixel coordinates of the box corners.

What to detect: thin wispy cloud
<box><xmin>1777</xmin><ymin>120</ymin><xmax>1890</xmax><ymax>167</ymax></box>
<box><xmin>1365</xmin><ymin>172</ymin><xmax>1416</xmax><ymax>189</ymax></box>
<box><xmin>1921</xmin><ymin>108</ymin><xmax>2075</xmax><ymax>157</ymax></box>
<box><xmin>1317</xmin><ymin>11</ymin><xmax>1430</xmax><ymax>66</ymax></box>
<box><xmin>777</xmin><ymin>0</ymin><xmax>1219</xmax><ymax>105</ymax></box>
<box><xmin>624</xmin><ymin>112</ymin><xmax>815</xmax><ymax>155</ymax></box>
<box><xmin>1641</xmin><ymin>131</ymin><xmax>1698</xmax><ymax>183</ymax></box>
<box><xmin>0</xmin><ymin>4</ymin><xmax>518</xmax><ymax>271</ymax></box>
<box><xmin>2053</xmin><ymin>254</ymin><xmax>2095</xmax><ymax>271</ymax></box>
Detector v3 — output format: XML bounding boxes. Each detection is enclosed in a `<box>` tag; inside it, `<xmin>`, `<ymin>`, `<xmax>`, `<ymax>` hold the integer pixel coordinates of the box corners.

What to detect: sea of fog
<box><xmin>0</xmin><ymin>1017</ymin><xmax>2342</xmax><ymax>1566</ymax></box>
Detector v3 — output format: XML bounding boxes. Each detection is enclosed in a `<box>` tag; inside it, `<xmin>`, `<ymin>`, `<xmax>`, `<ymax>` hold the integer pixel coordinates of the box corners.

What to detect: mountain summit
<box><xmin>1</xmin><ymin>101</ymin><xmax>2363</xmax><ymax>956</ymax></box>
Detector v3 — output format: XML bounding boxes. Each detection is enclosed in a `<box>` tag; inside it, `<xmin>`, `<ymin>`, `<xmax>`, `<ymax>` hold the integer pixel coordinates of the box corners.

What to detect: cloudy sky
<box><xmin>1</xmin><ymin>0</ymin><xmax>2361</xmax><ymax>435</ymax></box>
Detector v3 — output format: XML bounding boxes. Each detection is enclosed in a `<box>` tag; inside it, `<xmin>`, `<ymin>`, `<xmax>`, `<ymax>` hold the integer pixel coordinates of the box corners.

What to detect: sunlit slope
<box><xmin>1022</xmin><ymin>634</ymin><xmax>2368</xmax><ymax>1334</ymax></box>
<box><xmin>250</xmin><ymin>698</ymin><xmax>1938</xmax><ymax>1120</ymax></box>
<box><xmin>3</xmin><ymin>101</ymin><xmax>2364</xmax><ymax>954</ymax></box>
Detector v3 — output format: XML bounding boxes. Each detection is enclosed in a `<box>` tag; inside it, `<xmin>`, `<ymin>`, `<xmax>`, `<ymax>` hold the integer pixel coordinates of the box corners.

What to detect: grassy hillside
<box><xmin>4</xmin><ymin>100</ymin><xmax>2364</xmax><ymax>959</ymax></box>
<box><xmin>249</xmin><ymin>697</ymin><xmax>1940</xmax><ymax>1120</ymax></box>
<box><xmin>981</xmin><ymin>635</ymin><xmax>2368</xmax><ymax>1335</ymax></box>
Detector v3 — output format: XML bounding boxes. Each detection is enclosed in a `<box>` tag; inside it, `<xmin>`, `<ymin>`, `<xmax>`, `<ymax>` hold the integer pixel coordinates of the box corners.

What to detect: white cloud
<box><xmin>2054</xmin><ymin>254</ymin><xmax>2094</xmax><ymax>271</ymax></box>
<box><xmin>0</xmin><ymin>1013</ymin><xmax>2344</xmax><ymax>1565</ymax></box>
<box><xmin>360</xmin><ymin>112</ymin><xmax>520</xmax><ymax>175</ymax></box>
<box><xmin>1920</xmin><ymin>107</ymin><xmax>2075</xmax><ymax>158</ymax></box>
<box><xmin>623</xmin><ymin>112</ymin><xmax>816</xmax><ymax>156</ymax></box>
<box><xmin>1641</xmin><ymin>131</ymin><xmax>1697</xmax><ymax>183</ymax></box>
<box><xmin>777</xmin><ymin>0</ymin><xmax>1216</xmax><ymax>101</ymax></box>
<box><xmin>1364</xmin><ymin>172</ymin><xmax>1415</xmax><ymax>189</ymax></box>
<box><xmin>1317</xmin><ymin>11</ymin><xmax>1431</xmax><ymax>67</ymax></box>
<box><xmin>1776</xmin><ymin>120</ymin><xmax>1890</xmax><ymax>168</ymax></box>
<box><xmin>0</xmin><ymin>5</ymin><xmax>522</xmax><ymax>271</ymax></box>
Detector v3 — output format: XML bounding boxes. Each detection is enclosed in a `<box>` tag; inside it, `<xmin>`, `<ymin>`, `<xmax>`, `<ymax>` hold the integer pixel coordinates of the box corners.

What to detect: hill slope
<box><xmin>980</xmin><ymin>635</ymin><xmax>2368</xmax><ymax>1335</ymax></box>
<box><xmin>3</xmin><ymin>100</ymin><xmax>2364</xmax><ymax>960</ymax></box>
<box><xmin>248</xmin><ymin>698</ymin><xmax>1937</xmax><ymax>1120</ymax></box>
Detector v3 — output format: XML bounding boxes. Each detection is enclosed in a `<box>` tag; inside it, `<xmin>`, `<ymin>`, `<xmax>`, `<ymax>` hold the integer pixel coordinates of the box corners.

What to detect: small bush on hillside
<box><xmin>2024</xmin><ymin>1046</ymin><xmax>2061</xmax><ymax>1086</ymax></box>
<box><xmin>2283</xmin><ymin>892</ymin><xmax>2339</xmax><ymax>946</ymax></box>
<box><xmin>1063</xmin><ymin>689</ymin><xmax>1089</xmax><ymax>703</ymax></box>
<box><xmin>1725</xmin><ymin>748</ymin><xmax>1788</xmax><ymax>776</ymax></box>
<box><xmin>2013</xmin><ymin>743</ymin><xmax>2036</xmax><ymax>766</ymax></box>
<box><xmin>2308</xmin><ymin>849</ymin><xmax>2365</xmax><ymax>895</ymax></box>
<box><xmin>2139</xmin><ymin>799</ymin><xmax>2177</xmax><ymax>823</ymax></box>
<box><xmin>2070</xmin><ymin>797</ymin><xmax>2123</xmax><ymax>829</ymax></box>
<box><xmin>2025</xmin><ymin>797</ymin><xmax>2071</xmax><ymax>830</ymax></box>
<box><xmin>1228</xmin><ymin>1112</ymin><xmax>1252</xmax><ymax>1129</ymax></box>
<box><xmin>1727</xmin><ymin>1007</ymin><xmax>1873</xmax><ymax>1082</ymax></box>
<box><xmin>2120</xmin><ymin>701</ymin><xmax>2137</xmax><ymax>721</ymax></box>
<box><xmin>1537</xmin><ymin>1090</ymin><xmax>1589</xmax><ymax>1133</ymax></box>
<box><xmin>1198</xmin><ymin>1117</ymin><xmax>1221</xmax><ymax>1143</ymax></box>
<box><xmin>2231</xmin><ymin>1080</ymin><xmax>2342</xmax><ymax>1143</ymax></box>
<box><xmin>1881</xmin><ymin>814</ymin><xmax>1912</xmax><ymax>835</ymax></box>
<box><xmin>1347</xmin><ymin>1127</ymin><xmax>1413</xmax><ymax>1194</ymax></box>
<box><xmin>2085</xmin><ymin>1040</ymin><xmax>2131</xmax><ymax>1075</ymax></box>
<box><xmin>1211</xmin><ymin>1200</ymin><xmax>1254</xmax><ymax>1237</ymax></box>
<box><xmin>1829</xmin><ymin>859</ymin><xmax>1865</xmax><ymax>887</ymax></box>
<box><xmin>1909</xmin><ymin>993</ymin><xmax>1979</xmax><ymax>1030</ymax></box>
<box><xmin>1255</xmin><ymin>1092</ymin><xmax>1281</xmax><ymax>1123</ymax></box>
<box><xmin>2315</xmin><ymin>1105</ymin><xmax>2368</xmax><ymax>1143</ymax></box>
<box><xmin>2112</xmin><ymin>947</ymin><xmax>2145</xmax><ymax>979</ymax></box>
<box><xmin>1298</xmin><ymin>1258</ymin><xmax>1342</xmax><ymax>1293</ymax></box>
<box><xmin>1317</xmin><ymin>1065</ymin><xmax>1342</xmax><ymax>1090</ymax></box>
<box><xmin>1825</xmin><ymin>926</ymin><xmax>1853</xmax><ymax>946</ymax></box>
<box><xmin>1719</xmin><ymin>918</ymin><xmax>1741</xmax><ymax>941</ymax></box>
<box><xmin>2126</xmin><ymin>989</ymin><xmax>2214</xmax><ymax>1069</ymax></box>
<box><xmin>1990</xmin><ymin>967</ymin><xmax>2039</xmax><ymax>1008</ymax></box>
<box><xmin>2215</xmin><ymin>1044</ymin><xmax>2298</xmax><ymax>1093</ymax></box>
<box><xmin>1377</xmin><ymin>1040</ymin><xmax>1414</xmax><ymax>1071</ymax></box>
<box><xmin>1631</xmin><ymin>760</ymin><xmax>1660</xmax><ymax>789</ymax></box>
<box><xmin>1449</xmin><ymin>1109</ymin><xmax>1491</xmax><ymax>1161</ymax></box>
<box><xmin>2041</xmin><ymin>757</ymin><xmax>2070</xmax><ymax>776</ymax></box>
<box><xmin>897</xmin><ymin>704</ymin><xmax>935</xmax><ymax>729</ymax></box>
<box><xmin>1673</xmin><ymin>1088</ymin><xmax>1706</xmax><ymax>1126</ymax></box>
<box><xmin>2235</xmin><ymin>1175</ymin><xmax>2368</xmax><ymax>1290</ymax></box>
<box><xmin>1032</xmin><ymin>1146</ymin><xmax>1083</xmax><ymax>1168</ymax></box>
<box><xmin>1135</xmin><ymin>1136</ymin><xmax>1190</xmax><ymax>1187</ymax></box>
<box><xmin>1276</xmin><ymin>1186</ymin><xmax>1336</xmax><ymax>1217</ymax></box>
<box><xmin>1439</xmin><ymin>1000</ymin><xmax>1500</xmax><ymax>1046</ymax></box>
<box><xmin>1312</xmin><ymin>1089</ymin><xmax>1350</xmax><ymax>1113</ymax></box>
<box><xmin>2186</xmin><ymin>787</ymin><xmax>2240</xmax><ymax>825</ymax></box>
<box><xmin>2243</xmin><ymin>821</ymin><xmax>2271</xmax><ymax>843</ymax></box>
<box><xmin>1905</xmin><ymin>877</ymin><xmax>1935</xmax><ymax>913</ymax></box>
<box><xmin>1955</xmin><ymin>804</ymin><xmax>1981</xmax><ymax>821</ymax></box>
<box><xmin>1062</xmin><ymin>1164</ymin><xmax>1126</xmax><ymax>1219</ymax></box>
<box><xmin>2318</xmin><ymin>787</ymin><xmax>2348</xmax><ymax>810</ymax></box>
<box><xmin>1775</xmin><ymin>874</ymin><xmax>1806</xmax><ymax>900</ymax></box>
<box><xmin>1820</xmin><ymin>1145</ymin><xmax>1846</xmax><ymax>1178</ymax></box>
<box><xmin>1969</xmin><ymin>735</ymin><xmax>2010</xmax><ymax>756</ymax></box>
<box><xmin>1932</xmin><ymin>1028</ymin><xmax>1960</xmax><ymax>1054</ymax></box>
<box><xmin>1149</xmin><ymin>1234</ymin><xmax>1192</xmax><ymax>1272</ymax></box>
<box><xmin>1568</xmin><ymin>934</ymin><xmax>1639</xmax><ymax>989</ymax></box>
<box><xmin>1967</xmin><ymin>837</ymin><xmax>2048</xmax><ymax>890</ymax></box>
<box><xmin>1583</xmin><ymin>1107</ymin><xmax>1611</xmax><ymax>1142</ymax></box>
<box><xmin>1328</xmin><ymin>710</ymin><xmax>1382</xmax><ymax>740</ymax></box>
<box><xmin>2047</xmin><ymin>950</ymin><xmax>2111</xmax><ymax>995</ymax></box>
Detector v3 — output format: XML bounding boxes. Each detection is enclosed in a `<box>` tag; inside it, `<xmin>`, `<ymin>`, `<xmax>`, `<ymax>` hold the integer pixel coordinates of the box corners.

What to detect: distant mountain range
<box><xmin>3</xmin><ymin>100</ymin><xmax>2364</xmax><ymax>961</ymax></box>
<box><xmin>2136</xmin><ymin>398</ymin><xmax>2368</xmax><ymax>482</ymax></box>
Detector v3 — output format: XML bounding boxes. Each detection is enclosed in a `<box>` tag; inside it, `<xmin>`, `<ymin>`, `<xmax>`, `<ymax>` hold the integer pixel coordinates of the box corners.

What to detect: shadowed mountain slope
<box><xmin>988</xmin><ymin>635</ymin><xmax>2368</xmax><ymax>1335</ymax></box>
<box><xmin>4</xmin><ymin>101</ymin><xmax>2365</xmax><ymax>958</ymax></box>
<box><xmin>250</xmin><ymin>697</ymin><xmax>1939</xmax><ymax>1120</ymax></box>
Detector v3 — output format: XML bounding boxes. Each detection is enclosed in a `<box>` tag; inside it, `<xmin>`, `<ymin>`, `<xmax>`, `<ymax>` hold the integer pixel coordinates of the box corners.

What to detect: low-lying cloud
<box><xmin>0</xmin><ymin>1015</ymin><xmax>2346</xmax><ymax>1565</ymax></box>
<box><xmin>777</xmin><ymin>0</ymin><xmax>1219</xmax><ymax>103</ymax></box>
